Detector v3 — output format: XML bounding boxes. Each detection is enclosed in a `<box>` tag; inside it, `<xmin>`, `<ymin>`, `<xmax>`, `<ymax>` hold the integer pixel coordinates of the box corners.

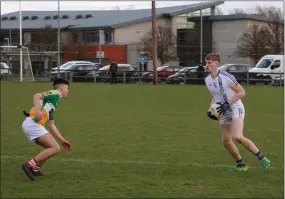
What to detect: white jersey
<box><xmin>205</xmin><ymin>70</ymin><xmax>244</xmax><ymax>109</ymax></box>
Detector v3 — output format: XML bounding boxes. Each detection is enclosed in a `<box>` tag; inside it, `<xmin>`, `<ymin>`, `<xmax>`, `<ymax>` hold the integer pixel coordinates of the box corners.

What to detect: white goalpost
<box><xmin>0</xmin><ymin>45</ymin><xmax>35</xmax><ymax>82</ymax></box>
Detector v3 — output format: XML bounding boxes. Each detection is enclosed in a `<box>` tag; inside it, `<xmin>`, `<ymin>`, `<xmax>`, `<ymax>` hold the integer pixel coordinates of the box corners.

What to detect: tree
<box><xmin>236</xmin><ymin>25</ymin><xmax>268</xmax><ymax>64</ymax></box>
<box><xmin>230</xmin><ymin>8</ymin><xmax>246</xmax><ymax>15</ymax></box>
<box><xmin>255</xmin><ymin>6</ymin><xmax>284</xmax><ymax>54</ymax></box>
<box><xmin>236</xmin><ymin>6</ymin><xmax>284</xmax><ymax>64</ymax></box>
<box><xmin>28</xmin><ymin>25</ymin><xmax>58</xmax><ymax>52</ymax></box>
<box><xmin>140</xmin><ymin>25</ymin><xmax>177</xmax><ymax>66</ymax></box>
<box><xmin>70</xmin><ymin>30</ymin><xmax>89</xmax><ymax>61</ymax></box>
<box><xmin>215</xmin><ymin>7</ymin><xmax>224</xmax><ymax>15</ymax></box>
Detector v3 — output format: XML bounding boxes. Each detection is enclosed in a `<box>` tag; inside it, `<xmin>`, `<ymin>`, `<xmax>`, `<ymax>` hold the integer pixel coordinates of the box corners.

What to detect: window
<box><xmin>228</xmin><ymin>66</ymin><xmax>237</xmax><ymax>72</ymax></box>
<box><xmin>105</xmin><ymin>31</ymin><xmax>113</xmax><ymax>43</ymax></box>
<box><xmin>256</xmin><ymin>59</ymin><xmax>273</xmax><ymax>68</ymax></box>
<box><xmin>84</xmin><ymin>31</ymin><xmax>99</xmax><ymax>43</ymax></box>
<box><xmin>271</xmin><ymin>60</ymin><xmax>280</xmax><ymax>69</ymax></box>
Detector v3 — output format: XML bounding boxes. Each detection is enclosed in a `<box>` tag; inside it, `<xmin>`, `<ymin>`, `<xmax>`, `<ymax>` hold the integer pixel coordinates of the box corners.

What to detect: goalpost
<box><xmin>0</xmin><ymin>45</ymin><xmax>35</xmax><ymax>82</ymax></box>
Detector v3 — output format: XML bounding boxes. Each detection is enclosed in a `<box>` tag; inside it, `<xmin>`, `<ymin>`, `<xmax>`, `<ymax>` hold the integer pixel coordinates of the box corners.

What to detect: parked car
<box><xmin>0</xmin><ymin>62</ymin><xmax>11</xmax><ymax>80</ymax></box>
<box><xmin>87</xmin><ymin>64</ymin><xmax>137</xmax><ymax>83</ymax></box>
<box><xmin>141</xmin><ymin>65</ymin><xmax>184</xmax><ymax>83</ymax></box>
<box><xmin>51</xmin><ymin>63</ymin><xmax>98</xmax><ymax>82</ymax></box>
<box><xmin>166</xmin><ymin>67</ymin><xmax>195</xmax><ymax>84</ymax></box>
<box><xmin>166</xmin><ymin>66</ymin><xmax>208</xmax><ymax>84</ymax></box>
<box><xmin>219</xmin><ymin>64</ymin><xmax>251</xmax><ymax>83</ymax></box>
<box><xmin>51</xmin><ymin>61</ymin><xmax>95</xmax><ymax>72</ymax></box>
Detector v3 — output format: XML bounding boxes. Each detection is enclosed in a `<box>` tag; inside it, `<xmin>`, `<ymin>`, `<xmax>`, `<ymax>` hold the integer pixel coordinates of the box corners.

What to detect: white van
<box><xmin>248</xmin><ymin>55</ymin><xmax>284</xmax><ymax>85</ymax></box>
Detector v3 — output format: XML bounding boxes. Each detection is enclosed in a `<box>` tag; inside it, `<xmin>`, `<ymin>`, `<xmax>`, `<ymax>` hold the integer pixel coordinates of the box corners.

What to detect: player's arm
<box><xmin>48</xmin><ymin>120</ymin><xmax>71</xmax><ymax>151</ymax></box>
<box><xmin>208</xmin><ymin>89</ymin><xmax>214</xmax><ymax>105</ymax></box>
<box><xmin>33</xmin><ymin>92</ymin><xmax>45</xmax><ymax>120</ymax></box>
<box><xmin>227</xmin><ymin>78</ymin><xmax>246</xmax><ymax>105</ymax></box>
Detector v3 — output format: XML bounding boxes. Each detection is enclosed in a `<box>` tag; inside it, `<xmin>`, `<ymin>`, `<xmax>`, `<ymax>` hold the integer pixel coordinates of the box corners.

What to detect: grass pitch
<box><xmin>1</xmin><ymin>82</ymin><xmax>283</xmax><ymax>198</ymax></box>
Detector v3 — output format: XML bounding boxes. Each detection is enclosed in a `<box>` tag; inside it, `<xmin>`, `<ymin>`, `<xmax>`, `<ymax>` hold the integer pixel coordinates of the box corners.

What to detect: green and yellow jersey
<box><xmin>28</xmin><ymin>90</ymin><xmax>61</xmax><ymax>126</ymax></box>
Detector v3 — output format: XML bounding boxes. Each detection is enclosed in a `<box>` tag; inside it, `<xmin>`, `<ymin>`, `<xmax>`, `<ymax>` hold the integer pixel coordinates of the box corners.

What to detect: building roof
<box><xmin>188</xmin><ymin>14</ymin><xmax>284</xmax><ymax>24</ymax></box>
<box><xmin>0</xmin><ymin>1</ymin><xmax>224</xmax><ymax>30</ymax></box>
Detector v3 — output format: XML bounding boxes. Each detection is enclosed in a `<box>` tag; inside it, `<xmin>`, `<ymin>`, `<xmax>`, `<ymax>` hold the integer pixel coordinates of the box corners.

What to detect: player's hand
<box><xmin>207</xmin><ymin>111</ymin><xmax>218</xmax><ymax>120</ymax></box>
<box><xmin>216</xmin><ymin>102</ymin><xmax>230</xmax><ymax>115</ymax></box>
<box><xmin>61</xmin><ymin>139</ymin><xmax>72</xmax><ymax>151</ymax></box>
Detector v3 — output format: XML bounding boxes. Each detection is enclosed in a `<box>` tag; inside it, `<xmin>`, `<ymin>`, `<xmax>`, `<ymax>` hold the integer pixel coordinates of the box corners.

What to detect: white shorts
<box><xmin>219</xmin><ymin>107</ymin><xmax>245</xmax><ymax>125</ymax></box>
<box><xmin>22</xmin><ymin>117</ymin><xmax>49</xmax><ymax>142</ymax></box>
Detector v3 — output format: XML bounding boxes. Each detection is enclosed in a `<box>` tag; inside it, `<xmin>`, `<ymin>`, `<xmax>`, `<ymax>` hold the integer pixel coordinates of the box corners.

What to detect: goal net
<box><xmin>0</xmin><ymin>46</ymin><xmax>34</xmax><ymax>82</ymax></box>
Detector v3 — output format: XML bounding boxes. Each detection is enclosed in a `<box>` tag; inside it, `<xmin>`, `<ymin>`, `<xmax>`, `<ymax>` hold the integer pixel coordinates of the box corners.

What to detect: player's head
<box><xmin>53</xmin><ymin>78</ymin><xmax>69</xmax><ymax>98</ymax></box>
<box><xmin>205</xmin><ymin>53</ymin><xmax>220</xmax><ymax>72</ymax></box>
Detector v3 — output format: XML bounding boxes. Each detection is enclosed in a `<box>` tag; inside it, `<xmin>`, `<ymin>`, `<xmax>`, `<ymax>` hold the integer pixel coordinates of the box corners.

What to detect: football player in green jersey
<box><xmin>21</xmin><ymin>78</ymin><xmax>72</xmax><ymax>180</ymax></box>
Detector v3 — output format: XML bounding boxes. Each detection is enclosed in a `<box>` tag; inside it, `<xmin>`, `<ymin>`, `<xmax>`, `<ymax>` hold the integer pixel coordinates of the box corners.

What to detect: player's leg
<box><xmin>231</xmin><ymin>110</ymin><xmax>270</xmax><ymax>169</ymax></box>
<box><xmin>220</xmin><ymin>112</ymin><xmax>247</xmax><ymax>172</ymax></box>
<box><xmin>221</xmin><ymin>124</ymin><xmax>247</xmax><ymax>172</ymax></box>
<box><xmin>22</xmin><ymin>133</ymin><xmax>61</xmax><ymax>180</ymax></box>
<box><xmin>21</xmin><ymin>119</ymin><xmax>61</xmax><ymax>180</ymax></box>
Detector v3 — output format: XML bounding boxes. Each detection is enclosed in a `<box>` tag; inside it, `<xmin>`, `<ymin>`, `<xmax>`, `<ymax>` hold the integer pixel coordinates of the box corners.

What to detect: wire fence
<box><xmin>1</xmin><ymin>68</ymin><xmax>283</xmax><ymax>87</ymax></box>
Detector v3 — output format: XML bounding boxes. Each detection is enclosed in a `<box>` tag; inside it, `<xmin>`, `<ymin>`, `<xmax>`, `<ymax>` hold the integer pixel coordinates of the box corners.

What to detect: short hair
<box><xmin>205</xmin><ymin>53</ymin><xmax>220</xmax><ymax>63</ymax></box>
<box><xmin>53</xmin><ymin>78</ymin><xmax>69</xmax><ymax>89</ymax></box>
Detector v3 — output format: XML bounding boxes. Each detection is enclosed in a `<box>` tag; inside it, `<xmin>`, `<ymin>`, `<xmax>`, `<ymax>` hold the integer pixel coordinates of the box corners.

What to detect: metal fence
<box><xmin>0</xmin><ymin>68</ymin><xmax>284</xmax><ymax>86</ymax></box>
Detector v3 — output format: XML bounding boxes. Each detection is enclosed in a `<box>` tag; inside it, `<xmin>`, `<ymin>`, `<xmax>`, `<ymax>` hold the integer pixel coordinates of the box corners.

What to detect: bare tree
<box><xmin>230</xmin><ymin>8</ymin><xmax>246</xmax><ymax>15</ymax></box>
<box><xmin>255</xmin><ymin>6</ymin><xmax>284</xmax><ymax>54</ymax></box>
<box><xmin>236</xmin><ymin>6</ymin><xmax>284</xmax><ymax>64</ymax></box>
<box><xmin>70</xmin><ymin>30</ymin><xmax>90</xmax><ymax>61</ymax></box>
<box><xmin>28</xmin><ymin>25</ymin><xmax>57</xmax><ymax>51</ymax></box>
<box><xmin>236</xmin><ymin>25</ymin><xmax>268</xmax><ymax>64</ymax></box>
<box><xmin>215</xmin><ymin>7</ymin><xmax>224</xmax><ymax>15</ymax></box>
<box><xmin>140</xmin><ymin>25</ymin><xmax>177</xmax><ymax>66</ymax></box>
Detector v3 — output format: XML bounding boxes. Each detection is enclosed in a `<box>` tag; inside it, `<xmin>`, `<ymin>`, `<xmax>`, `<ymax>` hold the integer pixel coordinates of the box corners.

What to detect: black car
<box><xmin>166</xmin><ymin>66</ymin><xmax>206</xmax><ymax>84</ymax></box>
<box><xmin>86</xmin><ymin>64</ymin><xmax>137</xmax><ymax>83</ymax></box>
<box><xmin>219</xmin><ymin>64</ymin><xmax>251</xmax><ymax>83</ymax></box>
<box><xmin>51</xmin><ymin>63</ymin><xmax>98</xmax><ymax>82</ymax></box>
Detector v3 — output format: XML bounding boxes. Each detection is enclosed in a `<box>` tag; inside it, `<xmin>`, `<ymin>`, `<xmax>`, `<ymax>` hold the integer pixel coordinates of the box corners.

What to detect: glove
<box><xmin>207</xmin><ymin>111</ymin><xmax>218</xmax><ymax>120</ymax></box>
<box><xmin>216</xmin><ymin>102</ymin><xmax>230</xmax><ymax>115</ymax></box>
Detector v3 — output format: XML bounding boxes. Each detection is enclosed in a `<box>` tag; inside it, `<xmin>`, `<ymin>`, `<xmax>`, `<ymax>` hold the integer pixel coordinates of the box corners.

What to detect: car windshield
<box><xmin>99</xmin><ymin>65</ymin><xmax>110</xmax><ymax>71</ymax></box>
<box><xmin>59</xmin><ymin>62</ymin><xmax>74</xmax><ymax>69</ymax></box>
<box><xmin>219</xmin><ymin>64</ymin><xmax>230</xmax><ymax>71</ymax></box>
<box><xmin>256</xmin><ymin>59</ymin><xmax>274</xmax><ymax>68</ymax></box>
<box><xmin>177</xmin><ymin>67</ymin><xmax>190</xmax><ymax>73</ymax></box>
<box><xmin>65</xmin><ymin>64</ymin><xmax>82</xmax><ymax>70</ymax></box>
<box><xmin>157</xmin><ymin>66</ymin><xmax>168</xmax><ymax>71</ymax></box>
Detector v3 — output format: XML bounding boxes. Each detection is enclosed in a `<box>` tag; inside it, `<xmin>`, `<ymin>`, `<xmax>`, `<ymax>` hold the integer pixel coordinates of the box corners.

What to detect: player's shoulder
<box><xmin>205</xmin><ymin>74</ymin><xmax>212</xmax><ymax>82</ymax></box>
<box><xmin>43</xmin><ymin>90</ymin><xmax>60</xmax><ymax>96</ymax></box>
<box><xmin>219</xmin><ymin>70</ymin><xmax>234</xmax><ymax>78</ymax></box>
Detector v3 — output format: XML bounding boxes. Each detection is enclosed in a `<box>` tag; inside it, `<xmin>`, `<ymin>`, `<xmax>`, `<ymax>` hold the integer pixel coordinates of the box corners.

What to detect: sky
<box><xmin>0</xmin><ymin>1</ymin><xmax>283</xmax><ymax>15</ymax></box>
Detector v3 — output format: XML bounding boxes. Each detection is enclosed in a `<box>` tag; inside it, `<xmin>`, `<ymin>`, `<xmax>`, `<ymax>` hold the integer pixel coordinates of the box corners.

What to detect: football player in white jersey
<box><xmin>204</xmin><ymin>53</ymin><xmax>270</xmax><ymax>172</ymax></box>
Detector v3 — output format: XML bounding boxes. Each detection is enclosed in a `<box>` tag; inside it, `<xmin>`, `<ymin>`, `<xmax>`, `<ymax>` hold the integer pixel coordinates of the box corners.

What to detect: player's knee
<box><xmin>52</xmin><ymin>145</ymin><xmax>61</xmax><ymax>154</ymax></box>
<box><xmin>234</xmin><ymin>136</ymin><xmax>244</xmax><ymax>144</ymax></box>
<box><xmin>223</xmin><ymin>139</ymin><xmax>232</xmax><ymax>146</ymax></box>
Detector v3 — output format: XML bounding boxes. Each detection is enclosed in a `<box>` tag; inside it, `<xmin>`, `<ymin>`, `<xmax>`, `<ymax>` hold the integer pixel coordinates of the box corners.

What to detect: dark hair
<box><xmin>53</xmin><ymin>78</ymin><xmax>69</xmax><ymax>87</ymax></box>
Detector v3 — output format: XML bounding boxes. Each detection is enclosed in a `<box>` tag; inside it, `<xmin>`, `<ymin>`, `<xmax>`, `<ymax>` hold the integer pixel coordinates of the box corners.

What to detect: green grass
<box><xmin>1</xmin><ymin>82</ymin><xmax>283</xmax><ymax>198</ymax></box>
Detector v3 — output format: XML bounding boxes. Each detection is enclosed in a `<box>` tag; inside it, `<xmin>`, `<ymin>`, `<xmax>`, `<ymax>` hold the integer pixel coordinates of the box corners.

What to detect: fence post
<box><xmin>184</xmin><ymin>72</ymin><xmax>186</xmax><ymax>84</ymax></box>
<box><xmin>123</xmin><ymin>71</ymin><xmax>126</xmax><ymax>84</ymax></box>
<box><xmin>70</xmin><ymin>72</ymin><xmax>73</xmax><ymax>82</ymax></box>
<box><xmin>280</xmin><ymin>72</ymin><xmax>282</xmax><ymax>87</ymax></box>
<box><xmin>94</xmin><ymin>73</ymin><xmax>96</xmax><ymax>83</ymax></box>
<box><xmin>246</xmin><ymin>72</ymin><xmax>249</xmax><ymax>85</ymax></box>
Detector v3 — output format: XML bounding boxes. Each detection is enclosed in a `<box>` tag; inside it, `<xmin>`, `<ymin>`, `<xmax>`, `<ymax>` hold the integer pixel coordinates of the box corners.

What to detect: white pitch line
<box><xmin>1</xmin><ymin>155</ymin><xmax>275</xmax><ymax>169</ymax></box>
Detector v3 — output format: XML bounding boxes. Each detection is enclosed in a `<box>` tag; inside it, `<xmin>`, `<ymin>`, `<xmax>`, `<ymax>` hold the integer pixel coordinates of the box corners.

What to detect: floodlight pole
<box><xmin>200</xmin><ymin>0</ymin><xmax>203</xmax><ymax>65</ymax></box>
<box><xmin>19</xmin><ymin>1</ymin><xmax>23</xmax><ymax>82</ymax></box>
<box><xmin>151</xmin><ymin>1</ymin><xmax>157</xmax><ymax>85</ymax></box>
<box><xmin>57</xmin><ymin>0</ymin><xmax>61</xmax><ymax>78</ymax></box>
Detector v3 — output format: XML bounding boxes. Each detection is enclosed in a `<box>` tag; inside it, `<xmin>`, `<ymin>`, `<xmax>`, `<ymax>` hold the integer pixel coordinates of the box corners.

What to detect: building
<box><xmin>183</xmin><ymin>14</ymin><xmax>283</xmax><ymax>66</ymax></box>
<box><xmin>0</xmin><ymin>1</ymin><xmax>224</xmax><ymax>73</ymax></box>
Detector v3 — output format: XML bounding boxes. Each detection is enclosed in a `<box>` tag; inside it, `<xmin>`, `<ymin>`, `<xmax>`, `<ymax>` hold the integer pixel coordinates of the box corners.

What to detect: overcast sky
<box><xmin>0</xmin><ymin>1</ymin><xmax>283</xmax><ymax>15</ymax></box>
